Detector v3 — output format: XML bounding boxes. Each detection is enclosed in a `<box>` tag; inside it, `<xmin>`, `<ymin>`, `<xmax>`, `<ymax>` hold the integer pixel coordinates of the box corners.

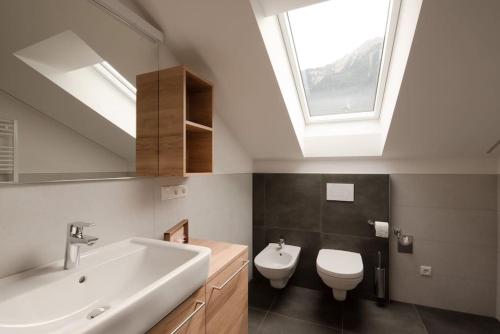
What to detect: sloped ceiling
<box><xmin>138</xmin><ymin>0</ymin><xmax>303</xmax><ymax>159</ymax></box>
<box><xmin>383</xmin><ymin>0</ymin><xmax>500</xmax><ymax>158</ymax></box>
<box><xmin>137</xmin><ymin>0</ymin><xmax>500</xmax><ymax>159</ymax></box>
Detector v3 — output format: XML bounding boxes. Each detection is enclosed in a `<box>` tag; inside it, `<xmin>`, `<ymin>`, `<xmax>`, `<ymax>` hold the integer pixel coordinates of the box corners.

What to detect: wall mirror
<box><xmin>0</xmin><ymin>0</ymin><xmax>159</xmax><ymax>184</ymax></box>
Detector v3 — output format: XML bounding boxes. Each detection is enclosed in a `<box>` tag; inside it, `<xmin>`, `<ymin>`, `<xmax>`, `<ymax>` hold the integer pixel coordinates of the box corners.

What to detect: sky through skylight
<box><xmin>287</xmin><ymin>0</ymin><xmax>391</xmax><ymax>117</ymax></box>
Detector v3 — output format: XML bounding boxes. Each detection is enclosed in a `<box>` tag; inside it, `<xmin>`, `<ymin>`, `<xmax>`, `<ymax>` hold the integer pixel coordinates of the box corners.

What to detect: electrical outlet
<box><xmin>420</xmin><ymin>265</ymin><xmax>432</xmax><ymax>277</ymax></box>
<box><xmin>161</xmin><ymin>185</ymin><xmax>187</xmax><ymax>200</ymax></box>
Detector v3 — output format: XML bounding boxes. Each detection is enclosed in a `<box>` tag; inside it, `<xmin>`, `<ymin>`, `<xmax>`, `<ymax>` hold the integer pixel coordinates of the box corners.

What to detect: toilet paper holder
<box><xmin>368</xmin><ymin>220</ymin><xmax>413</xmax><ymax>253</ymax></box>
<box><xmin>367</xmin><ymin>219</ymin><xmax>389</xmax><ymax>238</ymax></box>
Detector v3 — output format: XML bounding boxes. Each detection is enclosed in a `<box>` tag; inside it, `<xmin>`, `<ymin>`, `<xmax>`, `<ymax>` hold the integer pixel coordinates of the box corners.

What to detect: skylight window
<box><xmin>14</xmin><ymin>31</ymin><xmax>137</xmax><ymax>137</ymax></box>
<box><xmin>280</xmin><ymin>0</ymin><xmax>400</xmax><ymax>122</ymax></box>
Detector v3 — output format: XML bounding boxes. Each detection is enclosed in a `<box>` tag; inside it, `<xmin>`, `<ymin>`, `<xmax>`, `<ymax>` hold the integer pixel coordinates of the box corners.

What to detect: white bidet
<box><xmin>254</xmin><ymin>243</ymin><xmax>301</xmax><ymax>289</ymax></box>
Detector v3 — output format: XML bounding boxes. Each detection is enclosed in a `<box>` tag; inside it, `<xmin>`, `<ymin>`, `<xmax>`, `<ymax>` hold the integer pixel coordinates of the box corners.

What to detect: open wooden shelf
<box><xmin>136</xmin><ymin>65</ymin><xmax>213</xmax><ymax>177</ymax></box>
<box><xmin>186</xmin><ymin>130</ymin><xmax>213</xmax><ymax>173</ymax></box>
<box><xmin>186</xmin><ymin>71</ymin><xmax>212</xmax><ymax>128</ymax></box>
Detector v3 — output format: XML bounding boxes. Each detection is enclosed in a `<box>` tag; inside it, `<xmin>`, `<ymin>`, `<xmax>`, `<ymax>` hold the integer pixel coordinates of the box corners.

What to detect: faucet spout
<box><xmin>68</xmin><ymin>235</ymin><xmax>98</xmax><ymax>245</ymax></box>
<box><xmin>85</xmin><ymin>235</ymin><xmax>99</xmax><ymax>246</ymax></box>
<box><xmin>278</xmin><ymin>236</ymin><xmax>285</xmax><ymax>249</ymax></box>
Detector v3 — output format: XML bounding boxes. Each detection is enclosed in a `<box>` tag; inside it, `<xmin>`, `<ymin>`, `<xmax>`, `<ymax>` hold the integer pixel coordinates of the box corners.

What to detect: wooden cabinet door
<box><xmin>147</xmin><ymin>286</ymin><xmax>205</xmax><ymax>334</ymax></box>
<box><xmin>206</xmin><ymin>253</ymin><xmax>249</xmax><ymax>334</ymax></box>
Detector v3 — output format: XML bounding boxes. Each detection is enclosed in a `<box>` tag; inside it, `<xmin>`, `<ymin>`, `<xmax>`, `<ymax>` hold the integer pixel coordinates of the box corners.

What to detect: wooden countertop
<box><xmin>189</xmin><ymin>239</ymin><xmax>248</xmax><ymax>281</ymax></box>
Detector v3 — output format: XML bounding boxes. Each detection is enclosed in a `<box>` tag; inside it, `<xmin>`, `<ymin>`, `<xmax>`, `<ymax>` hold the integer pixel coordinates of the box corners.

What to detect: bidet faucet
<box><xmin>278</xmin><ymin>237</ymin><xmax>285</xmax><ymax>249</ymax></box>
<box><xmin>64</xmin><ymin>222</ymin><xmax>98</xmax><ymax>270</ymax></box>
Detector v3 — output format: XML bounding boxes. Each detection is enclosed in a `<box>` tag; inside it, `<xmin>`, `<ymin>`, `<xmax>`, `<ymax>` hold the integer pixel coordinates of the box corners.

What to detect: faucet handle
<box><xmin>68</xmin><ymin>222</ymin><xmax>95</xmax><ymax>237</ymax></box>
<box><xmin>76</xmin><ymin>222</ymin><xmax>95</xmax><ymax>229</ymax></box>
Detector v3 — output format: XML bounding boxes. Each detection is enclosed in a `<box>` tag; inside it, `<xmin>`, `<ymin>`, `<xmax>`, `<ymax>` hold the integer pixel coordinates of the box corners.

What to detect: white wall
<box><xmin>0</xmin><ymin>178</ymin><xmax>155</xmax><ymax>278</ymax></box>
<box><xmin>254</xmin><ymin>157</ymin><xmax>499</xmax><ymax>174</ymax></box>
<box><xmin>213</xmin><ymin>114</ymin><xmax>252</xmax><ymax>174</ymax></box>
<box><xmin>0</xmin><ymin>174</ymin><xmax>252</xmax><ymax>280</ymax></box>
<box><xmin>154</xmin><ymin>174</ymin><xmax>252</xmax><ymax>254</ymax></box>
<box><xmin>0</xmin><ymin>135</ymin><xmax>251</xmax><ymax>282</ymax></box>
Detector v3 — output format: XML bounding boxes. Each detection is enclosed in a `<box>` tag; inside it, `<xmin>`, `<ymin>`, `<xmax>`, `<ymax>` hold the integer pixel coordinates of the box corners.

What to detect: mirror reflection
<box><xmin>0</xmin><ymin>0</ymin><xmax>158</xmax><ymax>184</ymax></box>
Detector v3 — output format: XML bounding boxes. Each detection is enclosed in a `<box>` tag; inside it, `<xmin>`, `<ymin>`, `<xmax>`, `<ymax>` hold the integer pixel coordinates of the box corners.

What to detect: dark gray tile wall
<box><xmin>253</xmin><ymin>174</ymin><xmax>390</xmax><ymax>301</ymax></box>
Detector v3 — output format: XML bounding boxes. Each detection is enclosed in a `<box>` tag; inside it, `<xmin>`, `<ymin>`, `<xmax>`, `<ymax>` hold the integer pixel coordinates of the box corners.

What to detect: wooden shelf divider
<box><xmin>185</xmin><ymin>120</ymin><xmax>213</xmax><ymax>133</ymax></box>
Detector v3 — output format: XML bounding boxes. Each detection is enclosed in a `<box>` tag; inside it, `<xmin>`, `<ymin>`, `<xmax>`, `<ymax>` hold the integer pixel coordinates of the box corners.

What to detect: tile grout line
<box><xmin>341</xmin><ymin>302</ymin><xmax>345</xmax><ymax>334</ymax></box>
<box><xmin>319</xmin><ymin>174</ymin><xmax>324</xmax><ymax>242</ymax></box>
<box><xmin>265</xmin><ymin>310</ymin><xmax>342</xmax><ymax>332</ymax></box>
<box><xmin>413</xmin><ymin>304</ymin><xmax>430</xmax><ymax>334</ymax></box>
<box><xmin>254</xmin><ymin>310</ymin><xmax>267</xmax><ymax>334</ymax></box>
<box><xmin>392</xmin><ymin>203</ymin><xmax>497</xmax><ymax>213</ymax></box>
<box><xmin>264</xmin><ymin>286</ymin><xmax>343</xmax><ymax>332</ymax></box>
<box><xmin>255</xmin><ymin>293</ymin><xmax>278</xmax><ymax>333</ymax></box>
<box><xmin>391</xmin><ymin>268</ymin><xmax>498</xmax><ymax>284</ymax></box>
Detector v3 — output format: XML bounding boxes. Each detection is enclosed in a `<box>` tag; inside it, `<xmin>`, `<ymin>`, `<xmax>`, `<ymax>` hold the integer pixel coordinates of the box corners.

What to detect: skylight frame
<box><xmin>278</xmin><ymin>0</ymin><xmax>401</xmax><ymax>124</ymax></box>
<box><xmin>93</xmin><ymin>61</ymin><xmax>137</xmax><ymax>101</ymax></box>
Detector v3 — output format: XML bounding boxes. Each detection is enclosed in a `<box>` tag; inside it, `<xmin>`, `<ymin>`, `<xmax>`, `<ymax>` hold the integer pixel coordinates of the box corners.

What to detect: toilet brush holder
<box><xmin>374</xmin><ymin>251</ymin><xmax>386</xmax><ymax>302</ymax></box>
<box><xmin>374</xmin><ymin>267</ymin><xmax>386</xmax><ymax>299</ymax></box>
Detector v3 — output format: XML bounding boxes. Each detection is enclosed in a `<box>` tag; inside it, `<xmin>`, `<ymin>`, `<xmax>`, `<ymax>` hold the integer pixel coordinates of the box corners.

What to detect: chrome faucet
<box><xmin>278</xmin><ymin>237</ymin><xmax>285</xmax><ymax>249</ymax></box>
<box><xmin>64</xmin><ymin>222</ymin><xmax>98</xmax><ymax>270</ymax></box>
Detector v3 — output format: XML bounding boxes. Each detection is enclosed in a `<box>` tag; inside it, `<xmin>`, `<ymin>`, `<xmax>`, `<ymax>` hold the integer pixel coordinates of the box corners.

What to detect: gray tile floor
<box><xmin>248</xmin><ymin>280</ymin><xmax>500</xmax><ymax>334</ymax></box>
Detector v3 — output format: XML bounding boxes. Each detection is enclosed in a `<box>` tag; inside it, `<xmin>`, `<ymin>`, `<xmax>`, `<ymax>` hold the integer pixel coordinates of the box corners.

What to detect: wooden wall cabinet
<box><xmin>137</xmin><ymin>66</ymin><xmax>213</xmax><ymax>177</ymax></box>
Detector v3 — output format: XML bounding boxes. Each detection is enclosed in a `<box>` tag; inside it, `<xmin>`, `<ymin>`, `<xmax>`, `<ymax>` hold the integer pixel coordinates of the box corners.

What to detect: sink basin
<box><xmin>0</xmin><ymin>238</ymin><xmax>211</xmax><ymax>334</ymax></box>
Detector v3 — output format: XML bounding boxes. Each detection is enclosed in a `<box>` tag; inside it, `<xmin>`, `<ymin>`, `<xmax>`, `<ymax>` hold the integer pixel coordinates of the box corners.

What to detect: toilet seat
<box><xmin>317</xmin><ymin>249</ymin><xmax>363</xmax><ymax>279</ymax></box>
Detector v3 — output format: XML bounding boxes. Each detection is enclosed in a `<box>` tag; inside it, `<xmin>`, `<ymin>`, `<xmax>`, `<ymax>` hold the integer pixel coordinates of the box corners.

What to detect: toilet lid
<box><xmin>317</xmin><ymin>249</ymin><xmax>363</xmax><ymax>279</ymax></box>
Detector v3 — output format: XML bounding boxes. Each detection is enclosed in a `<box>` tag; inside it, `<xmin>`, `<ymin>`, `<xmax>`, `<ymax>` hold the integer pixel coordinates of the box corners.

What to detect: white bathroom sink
<box><xmin>0</xmin><ymin>238</ymin><xmax>211</xmax><ymax>334</ymax></box>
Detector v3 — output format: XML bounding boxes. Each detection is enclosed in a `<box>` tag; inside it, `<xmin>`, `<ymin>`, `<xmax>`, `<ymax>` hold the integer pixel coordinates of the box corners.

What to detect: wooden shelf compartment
<box><xmin>184</xmin><ymin>67</ymin><xmax>213</xmax><ymax>175</ymax></box>
<box><xmin>186</xmin><ymin>128</ymin><xmax>212</xmax><ymax>174</ymax></box>
<box><xmin>186</xmin><ymin>71</ymin><xmax>212</xmax><ymax>128</ymax></box>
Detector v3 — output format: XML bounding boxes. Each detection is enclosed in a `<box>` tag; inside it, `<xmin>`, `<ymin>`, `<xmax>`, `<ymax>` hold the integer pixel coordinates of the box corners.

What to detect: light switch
<box><xmin>326</xmin><ymin>183</ymin><xmax>354</xmax><ymax>202</ymax></box>
<box><xmin>161</xmin><ymin>185</ymin><xmax>187</xmax><ymax>200</ymax></box>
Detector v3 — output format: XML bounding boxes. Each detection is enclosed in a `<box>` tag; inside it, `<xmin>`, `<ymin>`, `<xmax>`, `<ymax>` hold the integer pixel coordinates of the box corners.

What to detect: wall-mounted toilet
<box><xmin>255</xmin><ymin>243</ymin><xmax>301</xmax><ymax>289</ymax></box>
<box><xmin>316</xmin><ymin>249</ymin><xmax>363</xmax><ymax>301</ymax></box>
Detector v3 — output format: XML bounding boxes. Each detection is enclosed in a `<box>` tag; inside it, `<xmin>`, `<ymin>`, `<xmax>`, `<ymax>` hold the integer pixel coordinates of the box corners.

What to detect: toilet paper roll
<box><xmin>374</xmin><ymin>221</ymin><xmax>389</xmax><ymax>238</ymax></box>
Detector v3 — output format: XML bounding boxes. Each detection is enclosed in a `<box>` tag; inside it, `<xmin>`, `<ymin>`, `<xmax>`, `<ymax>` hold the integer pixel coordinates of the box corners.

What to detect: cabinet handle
<box><xmin>212</xmin><ymin>260</ymin><xmax>249</xmax><ymax>291</ymax></box>
<box><xmin>170</xmin><ymin>300</ymin><xmax>205</xmax><ymax>334</ymax></box>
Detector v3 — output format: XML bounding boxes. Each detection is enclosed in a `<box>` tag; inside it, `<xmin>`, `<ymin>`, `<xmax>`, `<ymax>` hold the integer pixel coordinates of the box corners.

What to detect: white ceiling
<box><xmin>137</xmin><ymin>0</ymin><xmax>500</xmax><ymax>160</ymax></box>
